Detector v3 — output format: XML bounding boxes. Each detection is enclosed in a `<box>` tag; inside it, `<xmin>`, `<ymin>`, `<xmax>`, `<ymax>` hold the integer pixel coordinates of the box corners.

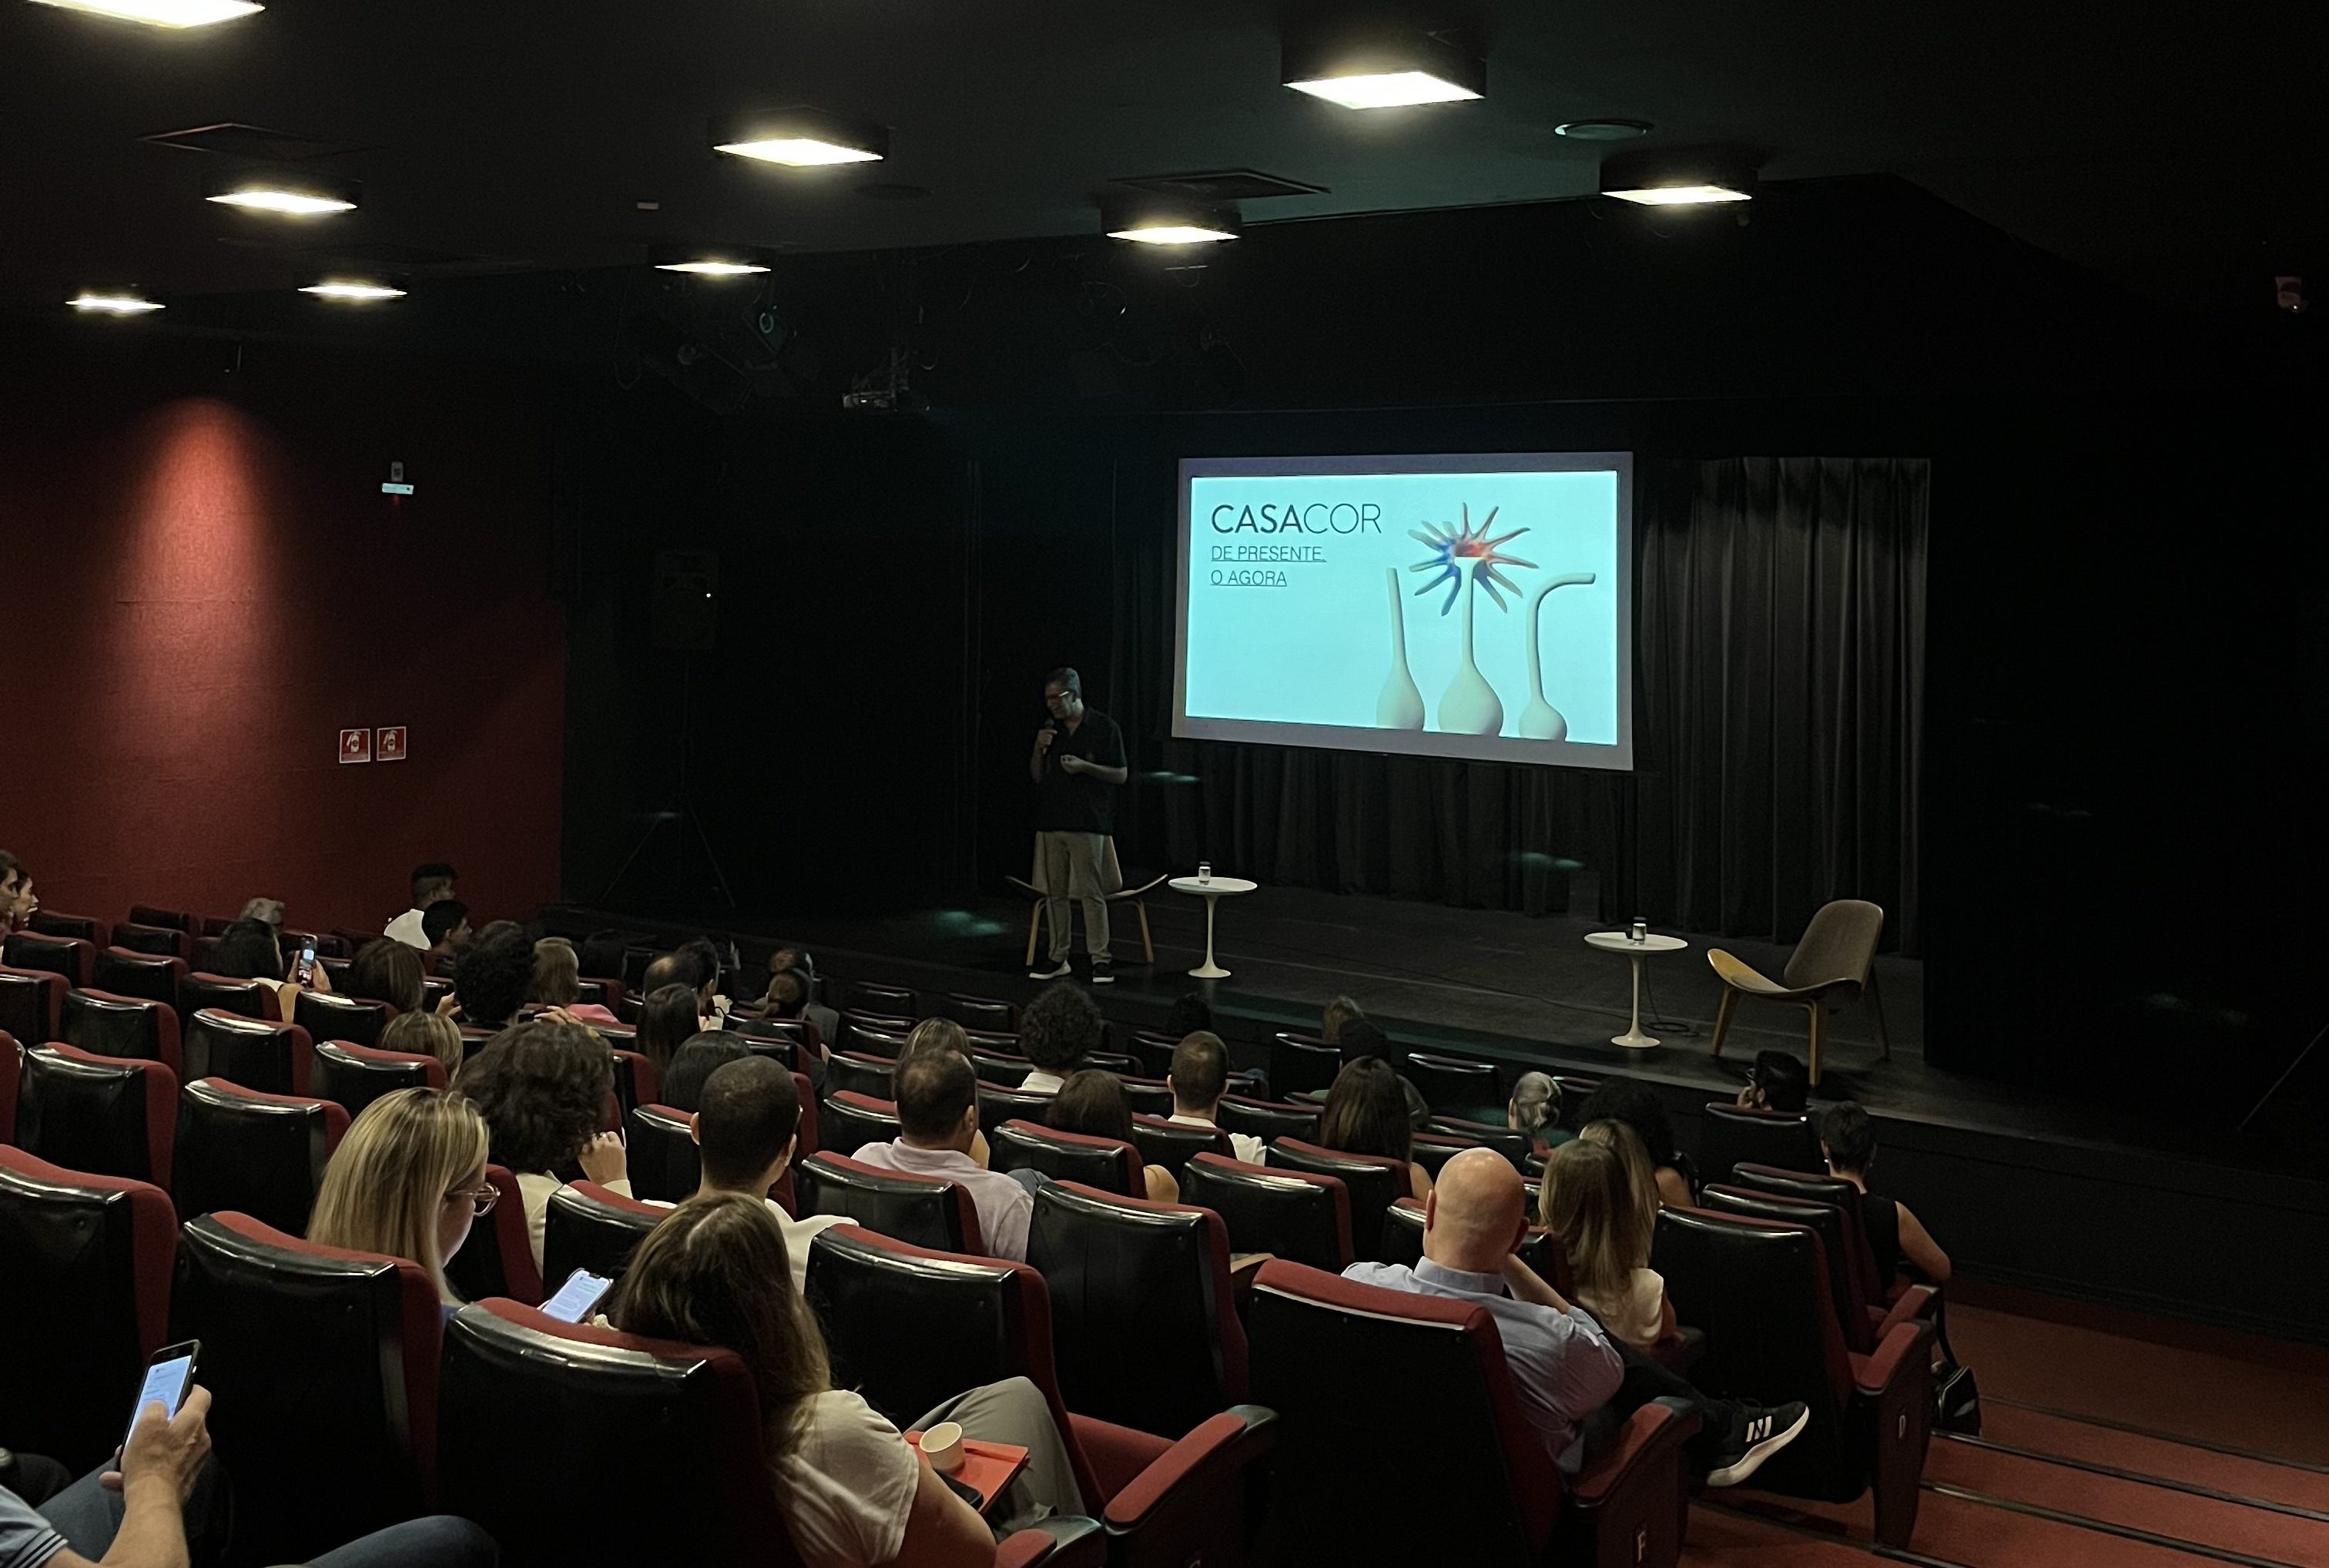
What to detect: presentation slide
<box><xmin>1174</xmin><ymin>453</ymin><xmax>1633</xmax><ymax>769</ymax></box>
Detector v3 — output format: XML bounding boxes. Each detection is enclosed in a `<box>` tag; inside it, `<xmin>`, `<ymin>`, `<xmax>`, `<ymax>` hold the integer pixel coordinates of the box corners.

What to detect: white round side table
<box><xmin>1168</xmin><ymin>875</ymin><xmax>1259</xmax><ymax>979</ymax></box>
<box><xmin>1583</xmin><ymin>931</ymin><xmax>1691</xmax><ymax>1049</ymax></box>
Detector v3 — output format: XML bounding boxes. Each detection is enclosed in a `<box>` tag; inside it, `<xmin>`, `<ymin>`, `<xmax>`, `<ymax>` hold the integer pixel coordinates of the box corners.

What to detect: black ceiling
<box><xmin>2</xmin><ymin>0</ymin><xmax>2319</xmax><ymax>313</ymax></box>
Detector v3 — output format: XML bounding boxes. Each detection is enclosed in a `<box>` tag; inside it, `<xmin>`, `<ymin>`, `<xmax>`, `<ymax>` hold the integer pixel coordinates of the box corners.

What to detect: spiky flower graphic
<box><xmin>1407</xmin><ymin>504</ymin><xmax>1537</xmax><ymax>616</ymax></box>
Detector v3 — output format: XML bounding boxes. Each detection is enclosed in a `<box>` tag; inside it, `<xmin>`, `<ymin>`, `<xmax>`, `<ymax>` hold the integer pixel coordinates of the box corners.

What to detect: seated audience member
<box><xmin>2</xmin><ymin>1389</ymin><xmax>496</xmax><ymax>1568</ymax></box>
<box><xmin>639</xmin><ymin>952</ymin><xmax>708</xmax><ymax>1029</ymax></box>
<box><xmin>1319</xmin><ymin>1057</ymin><xmax>1433</xmax><ymax>1201</ymax></box>
<box><xmin>1538</xmin><ymin>1134</ymin><xmax>1671</xmax><ymax>1352</ymax></box>
<box><xmin>451</xmin><ymin>920</ymin><xmax>534</xmax><ymax>1030</ymax></box>
<box><xmin>0</xmin><ymin>848</ymin><xmax>37</xmax><ymax>933</ymax></box>
<box><xmin>380</xmin><ymin>1010</ymin><xmax>466</xmax><ymax>1079</ymax></box>
<box><xmin>211</xmin><ymin>915</ymin><xmax>331</xmax><ymax>1019</ymax></box>
<box><xmin>1161</xmin><ymin>991</ymin><xmax>1213</xmax><ymax>1040</ymax></box>
<box><xmin>644</xmin><ymin>1056</ymin><xmax>842</xmax><ymax>1289</ymax></box>
<box><xmin>896</xmin><ymin>1019</ymin><xmax>988</xmax><ymax>1168</ymax></box>
<box><xmin>1579</xmin><ymin>1077</ymin><xmax>1694</xmax><ymax>1208</ymax></box>
<box><xmin>608</xmin><ymin>1194</ymin><xmax>1088</xmax><ymax>1564</ymax></box>
<box><xmin>238</xmin><ymin>897</ymin><xmax>286</xmax><ymax>931</ymax></box>
<box><xmin>637</xmin><ymin>983</ymin><xmax>707</xmax><ymax>1083</ymax></box>
<box><xmin>423</xmin><ymin>900</ymin><xmax>472</xmax><ymax>969</ymax></box>
<box><xmin>1347</xmin><ymin>1148</ymin><xmax>1806</xmax><ymax>1487</ymax></box>
<box><xmin>1508</xmin><ymin>1072</ymin><xmax>1573</xmax><ymax>1154</ymax></box>
<box><xmin>455</xmin><ymin>1018</ymin><xmax>628</xmax><ymax>1269</ymax></box>
<box><xmin>1736</xmin><ymin>1049</ymin><xmax>1811</xmax><ymax>1114</ymax></box>
<box><xmin>852</xmin><ymin>1050</ymin><xmax>1034</xmax><ymax>1261</ymax></box>
<box><xmin>346</xmin><ymin>936</ymin><xmax>426</xmax><ymax>1018</ymax></box>
<box><xmin>1167</xmin><ymin>1031</ymin><xmax>1264</xmax><ymax>1164</ymax></box>
<box><xmin>386</xmin><ymin>861</ymin><xmax>458</xmax><ymax>950</ymax></box>
<box><xmin>308</xmin><ymin>1087</ymin><xmax>494</xmax><ymax>1311</ymax></box>
<box><xmin>531</xmin><ymin>936</ymin><xmax>618</xmax><ymax>1026</ymax></box>
<box><xmin>577</xmin><ymin>930</ymin><xmax>629</xmax><ymax>987</ymax></box>
<box><xmin>1048</xmin><ymin>1070</ymin><xmax>1178</xmax><ymax>1203</ymax></box>
<box><xmin>1821</xmin><ymin>1101</ymin><xmax>1950</xmax><ymax>1284</ymax></box>
<box><xmin>677</xmin><ymin>934</ymin><xmax>727</xmax><ymax>1006</ymax></box>
<box><xmin>1016</xmin><ymin>983</ymin><xmax>1104</xmax><ymax>1094</ymax></box>
<box><xmin>1332</xmin><ymin>1019</ymin><xmax>1429</xmax><ymax>1129</ymax></box>
<box><xmin>662</xmin><ymin>1033</ymin><xmax>752</xmax><ymax>1113</ymax></box>
<box><xmin>1321</xmin><ymin>994</ymin><xmax>1363</xmax><ymax>1045</ymax></box>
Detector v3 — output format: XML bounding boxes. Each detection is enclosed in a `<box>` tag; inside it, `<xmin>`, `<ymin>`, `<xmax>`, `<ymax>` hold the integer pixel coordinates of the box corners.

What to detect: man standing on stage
<box><xmin>1030</xmin><ymin>666</ymin><xmax>1129</xmax><ymax>983</ymax></box>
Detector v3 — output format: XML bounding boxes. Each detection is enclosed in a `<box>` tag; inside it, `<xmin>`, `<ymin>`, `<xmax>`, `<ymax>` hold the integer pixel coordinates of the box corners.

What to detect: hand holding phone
<box><xmin>540</xmin><ymin>1268</ymin><xmax>614</xmax><ymax>1324</ymax></box>
<box><xmin>108</xmin><ymin>1341</ymin><xmax>209</xmax><ymax>1503</ymax></box>
<box><xmin>290</xmin><ymin>940</ymin><xmax>318</xmax><ymax>987</ymax></box>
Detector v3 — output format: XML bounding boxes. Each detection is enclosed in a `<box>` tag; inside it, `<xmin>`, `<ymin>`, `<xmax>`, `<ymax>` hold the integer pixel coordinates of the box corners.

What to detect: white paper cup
<box><xmin>921</xmin><ymin>1420</ymin><xmax>965</xmax><ymax>1473</ymax></box>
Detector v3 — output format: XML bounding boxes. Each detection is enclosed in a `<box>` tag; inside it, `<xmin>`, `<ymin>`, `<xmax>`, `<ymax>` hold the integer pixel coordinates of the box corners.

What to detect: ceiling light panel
<box><xmin>709</xmin><ymin>107</ymin><xmax>888</xmax><ymax>167</ymax></box>
<box><xmin>31</xmin><ymin>0</ymin><xmax>260</xmax><ymax>27</ymax></box>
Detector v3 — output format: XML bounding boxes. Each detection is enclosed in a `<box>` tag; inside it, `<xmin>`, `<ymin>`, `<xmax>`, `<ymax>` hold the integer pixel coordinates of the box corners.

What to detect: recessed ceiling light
<box><xmin>1281</xmin><ymin>23</ymin><xmax>1484</xmax><ymax>109</ymax></box>
<box><xmin>300</xmin><ymin>278</ymin><xmax>407</xmax><ymax>301</ymax></box>
<box><xmin>203</xmin><ymin>168</ymin><xmax>360</xmax><ymax>216</ymax></box>
<box><xmin>1600</xmin><ymin>146</ymin><xmax>1758</xmax><ymax>206</ymax></box>
<box><xmin>1554</xmin><ymin>119</ymin><xmax>1654</xmax><ymax>142</ymax></box>
<box><xmin>1102</xmin><ymin>197</ymin><xmax>1241</xmax><ymax>246</ymax></box>
<box><xmin>1108</xmin><ymin>223</ymin><xmax>1239</xmax><ymax>246</ymax></box>
<box><xmin>658</xmin><ymin>260</ymin><xmax>769</xmax><ymax>276</ymax></box>
<box><xmin>30</xmin><ymin>0</ymin><xmax>260</xmax><ymax>26</ymax></box>
<box><xmin>648</xmin><ymin>243</ymin><xmax>772</xmax><ymax>277</ymax></box>
<box><xmin>710</xmin><ymin>107</ymin><xmax>888</xmax><ymax>167</ymax></box>
<box><xmin>71</xmin><ymin>290</ymin><xmax>164</xmax><ymax>314</ymax></box>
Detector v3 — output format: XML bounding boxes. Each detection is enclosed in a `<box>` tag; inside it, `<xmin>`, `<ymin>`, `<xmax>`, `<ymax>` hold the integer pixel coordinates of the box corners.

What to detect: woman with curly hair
<box><xmin>454</xmin><ymin>1017</ymin><xmax>627</xmax><ymax>1269</ymax></box>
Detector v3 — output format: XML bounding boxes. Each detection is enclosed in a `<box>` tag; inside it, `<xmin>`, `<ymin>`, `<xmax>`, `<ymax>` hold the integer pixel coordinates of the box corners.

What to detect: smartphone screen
<box><xmin>126</xmin><ymin>1349</ymin><xmax>196</xmax><ymax>1447</ymax></box>
<box><xmin>292</xmin><ymin>941</ymin><xmax>318</xmax><ymax>986</ymax></box>
<box><xmin>539</xmin><ymin>1268</ymin><xmax>613</xmax><ymax>1324</ymax></box>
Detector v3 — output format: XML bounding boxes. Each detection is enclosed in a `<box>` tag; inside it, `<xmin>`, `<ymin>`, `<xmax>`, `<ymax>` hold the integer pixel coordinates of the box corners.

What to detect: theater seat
<box><xmin>92</xmin><ymin>946</ymin><xmax>186</xmax><ymax>1006</ymax></box>
<box><xmin>294</xmin><ymin>989</ymin><xmax>394</xmax><ymax>1048</ymax></box>
<box><xmin>1265</xmin><ymin>1137</ymin><xmax>1407</xmax><ymax>1264</ymax></box>
<box><xmin>1402</xmin><ymin>1051</ymin><xmax>1503</xmax><ymax>1121</ymax></box>
<box><xmin>127</xmin><ymin>904</ymin><xmax>196</xmax><ymax>935</ymax></box>
<box><xmin>1268</xmin><ymin>1032</ymin><xmax>1341</xmax><ymax>1097</ymax></box>
<box><xmin>1423</xmin><ymin>1115</ymin><xmax>1532</xmax><ymax>1171</ymax></box>
<box><xmin>1551</xmin><ymin>1074</ymin><xmax>1601</xmax><ymax>1131</ymax></box>
<box><xmin>5</xmin><ymin>928</ymin><xmax>96</xmax><ymax>988</ymax></box>
<box><xmin>0</xmin><ymin>1145</ymin><xmax>176</xmax><ymax>1469</ymax></box>
<box><xmin>62</xmin><ymin>988</ymin><xmax>183</xmax><ymax>1075</ymax></box>
<box><xmin>1378</xmin><ymin>1198</ymin><xmax>1571</xmax><ymax>1293</ymax></box>
<box><xmin>979</xmin><ymin>1083</ymin><xmax>1054</xmax><ymax>1134</ymax></box>
<box><xmin>850</xmin><ymin>980</ymin><xmax>919</xmax><ymax>1016</ymax></box>
<box><xmin>1654</xmin><ymin>1205</ymin><xmax>1932</xmax><ymax>1545</ymax></box>
<box><xmin>625</xmin><ymin>1102</ymin><xmax>701</xmax><ymax>1202</ymax></box>
<box><xmin>0</xmin><ymin>963</ymin><xmax>66</xmax><ymax>1045</ymax></box>
<box><xmin>819</xmin><ymin>1089</ymin><xmax>902</xmax><ymax>1154</ymax></box>
<box><xmin>1124</xmin><ymin>1030</ymin><xmax>1180</xmax><ymax>1080</ymax></box>
<box><xmin>1249</xmin><ymin>1260</ymin><xmax>1698</xmax><ymax>1568</ymax></box>
<box><xmin>27</xmin><ymin>910</ymin><xmax>106</xmax><ymax>945</ymax></box>
<box><xmin>826</xmin><ymin>1050</ymin><xmax>895</xmax><ymax>1097</ymax></box>
<box><xmin>445</xmin><ymin>1164</ymin><xmax>545</xmax><ymax>1307</ymax></box>
<box><xmin>1028</xmin><ymin>1181</ymin><xmax>1246</xmax><ymax>1439</ymax></box>
<box><xmin>993</xmin><ymin>1118</ymin><xmax>1145</xmax><ymax>1196</ymax></box>
<box><xmin>1114</xmin><ymin>1075</ymin><xmax>1175</xmax><ymax>1117</ymax></box>
<box><xmin>1215</xmin><ymin>1094</ymin><xmax>1319</xmax><ymax>1146</ymax></box>
<box><xmin>793</xmin><ymin>1150</ymin><xmax>984</xmax><ymax>1254</ymax></box>
<box><xmin>738</xmin><ymin>1034</ymin><xmax>800</xmax><ymax>1072</ymax></box>
<box><xmin>109</xmin><ymin>922</ymin><xmax>192</xmax><ymax>962</ymax></box>
<box><xmin>1698</xmin><ymin>1102</ymin><xmax>1824</xmax><ymax>1181</ymax></box>
<box><xmin>309</xmin><ymin>1039</ymin><xmax>447</xmax><ymax>1121</ymax></box>
<box><xmin>940</xmin><ymin>991</ymin><xmax>1017</xmax><ymax>1030</ymax></box>
<box><xmin>609</xmin><ymin>1048</ymin><xmax>657</xmax><ymax>1117</ymax></box>
<box><xmin>179</xmin><ymin>971</ymin><xmax>280</xmax><ymax>1022</ymax></box>
<box><xmin>838</xmin><ymin>1010</ymin><xmax>916</xmax><ymax>1057</ymax></box>
<box><xmin>805</xmin><ymin>1224</ymin><xmax>1275</xmax><ymax>1568</ymax></box>
<box><xmin>543</xmin><ymin>1179</ymin><xmax>662</xmax><ymax>1283</ymax></box>
<box><xmin>970</xmin><ymin>1047</ymin><xmax>1034</xmax><ymax>1087</ymax></box>
<box><xmin>1410</xmin><ymin>1130</ymin><xmax>1484</xmax><ymax>1181</ymax></box>
<box><xmin>18</xmin><ymin>1043</ymin><xmax>176</xmax><ymax>1184</ymax></box>
<box><xmin>1</xmin><ymin>1029</ymin><xmax>16</xmax><ymax>1140</ymax></box>
<box><xmin>182</xmin><ymin>1008</ymin><xmax>310</xmax><ymax>1096</ymax></box>
<box><xmin>437</xmin><ymin>1299</ymin><xmax>1107</xmax><ymax>1568</ymax></box>
<box><xmin>1129</xmin><ymin>1114</ymin><xmax>1231</xmax><ymax>1183</ymax></box>
<box><xmin>172</xmin><ymin>1212</ymin><xmax>439</xmax><ymax>1565</ymax></box>
<box><xmin>1726</xmin><ymin>1164</ymin><xmax>1938</xmax><ymax>1340</ymax></box>
<box><xmin>172</xmin><ymin>1079</ymin><xmax>348</xmax><ymax>1233</ymax></box>
<box><xmin>1178</xmin><ymin>1153</ymin><xmax>1352</xmax><ymax>1271</ymax></box>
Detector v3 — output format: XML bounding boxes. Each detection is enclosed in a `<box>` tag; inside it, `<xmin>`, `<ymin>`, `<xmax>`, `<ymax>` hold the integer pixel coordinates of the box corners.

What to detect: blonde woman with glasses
<box><xmin>308</xmin><ymin>1087</ymin><xmax>497</xmax><ymax>1312</ymax></box>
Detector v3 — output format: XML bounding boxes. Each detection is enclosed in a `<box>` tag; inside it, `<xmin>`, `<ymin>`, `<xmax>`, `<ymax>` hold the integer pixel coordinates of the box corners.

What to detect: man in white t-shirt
<box><xmin>1166</xmin><ymin>1030</ymin><xmax>1265</xmax><ymax>1164</ymax></box>
<box><xmin>850</xmin><ymin>1049</ymin><xmax>1034</xmax><ymax>1261</ymax></box>
<box><xmin>384</xmin><ymin>861</ymin><xmax>457</xmax><ymax>950</ymax></box>
<box><xmin>645</xmin><ymin>1054</ymin><xmax>841</xmax><ymax>1289</ymax></box>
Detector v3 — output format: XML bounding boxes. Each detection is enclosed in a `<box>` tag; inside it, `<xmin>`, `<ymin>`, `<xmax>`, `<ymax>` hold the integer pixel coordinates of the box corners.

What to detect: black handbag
<box><xmin>1929</xmin><ymin>1299</ymin><xmax>1982</xmax><ymax>1435</ymax></box>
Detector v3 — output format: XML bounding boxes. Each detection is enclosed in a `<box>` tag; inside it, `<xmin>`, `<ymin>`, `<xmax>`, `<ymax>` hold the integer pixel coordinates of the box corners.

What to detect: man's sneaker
<box><xmin>1704</xmin><ymin>1402</ymin><xmax>1810</xmax><ymax>1488</ymax></box>
<box><xmin>1028</xmin><ymin>960</ymin><xmax>1071</xmax><ymax>980</ymax></box>
<box><xmin>1090</xmin><ymin>957</ymin><xmax>1114</xmax><ymax>984</ymax></box>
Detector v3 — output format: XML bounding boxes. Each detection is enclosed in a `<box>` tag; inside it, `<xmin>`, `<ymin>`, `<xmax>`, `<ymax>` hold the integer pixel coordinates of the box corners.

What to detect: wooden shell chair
<box><xmin>1007</xmin><ymin>836</ymin><xmax>1164</xmax><ymax>967</ymax></box>
<box><xmin>1707</xmin><ymin>899</ymin><xmax>1889</xmax><ymax>1087</ymax></box>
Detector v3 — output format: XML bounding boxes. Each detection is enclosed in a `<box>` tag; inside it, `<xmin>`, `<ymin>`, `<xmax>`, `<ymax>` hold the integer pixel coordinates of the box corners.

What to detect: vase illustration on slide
<box><xmin>1376</xmin><ymin>567</ymin><xmax>1426</xmax><ymax>728</ymax></box>
<box><xmin>1519</xmin><ymin>572</ymin><xmax>1599</xmax><ymax>740</ymax></box>
<box><xmin>1408</xmin><ymin>503</ymin><xmax>1536</xmax><ymax>736</ymax></box>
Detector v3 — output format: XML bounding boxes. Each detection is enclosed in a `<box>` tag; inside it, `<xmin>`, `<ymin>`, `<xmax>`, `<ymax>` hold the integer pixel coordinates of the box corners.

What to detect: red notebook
<box><xmin>905</xmin><ymin>1430</ymin><xmax>1030</xmax><ymax>1516</ymax></box>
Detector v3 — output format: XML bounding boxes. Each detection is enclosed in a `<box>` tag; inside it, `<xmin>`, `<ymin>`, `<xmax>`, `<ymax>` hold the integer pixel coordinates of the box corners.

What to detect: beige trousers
<box><xmin>1035</xmin><ymin>830</ymin><xmax>1110</xmax><ymax>962</ymax></box>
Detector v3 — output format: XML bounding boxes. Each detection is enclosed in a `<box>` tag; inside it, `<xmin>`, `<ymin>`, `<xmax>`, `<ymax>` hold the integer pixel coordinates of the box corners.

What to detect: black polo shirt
<box><xmin>1036</xmin><ymin>707</ymin><xmax>1128</xmax><ymax>834</ymax></box>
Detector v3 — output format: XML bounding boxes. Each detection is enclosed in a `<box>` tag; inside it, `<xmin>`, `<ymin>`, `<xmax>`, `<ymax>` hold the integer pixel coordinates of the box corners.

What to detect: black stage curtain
<box><xmin>1109</xmin><ymin>457</ymin><xmax>1927</xmax><ymax>953</ymax></box>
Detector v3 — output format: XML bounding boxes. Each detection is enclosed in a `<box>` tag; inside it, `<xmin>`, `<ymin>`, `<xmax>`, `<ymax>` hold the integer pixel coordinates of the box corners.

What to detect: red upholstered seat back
<box><xmin>19</xmin><ymin>1042</ymin><xmax>178</xmax><ymax>1186</ymax></box>
<box><xmin>991</xmin><ymin>1116</ymin><xmax>1146</xmax><ymax>1196</ymax></box>
<box><xmin>819</xmin><ymin>1088</ymin><xmax>903</xmax><ymax>1153</ymax></box>
<box><xmin>307</xmin><ymin>1039</ymin><xmax>447</xmax><ymax>1122</ymax></box>
<box><xmin>1179</xmin><ymin>1152</ymin><xmax>1353</xmax><ymax>1271</ymax></box>
<box><xmin>179</xmin><ymin>971</ymin><xmax>281</xmax><ymax>1022</ymax></box>
<box><xmin>171</xmin><ymin>1078</ymin><xmax>349</xmax><ymax>1235</ymax></box>
<box><xmin>5</xmin><ymin>929</ymin><xmax>96</xmax><ymax>988</ymax></box>
<box><xmin>791</xmin><ymin>1150</ymin><xmax>984</xmax><ymax>1255</ymax></box>
<box><xmin>182</xmin><ymin>1008</ymin><xmax>310</xmax><ymax>1095</ymax></box>
<box><xmin>92</xmin><ymin>946</ymin><xmax>186</xmax><ymax>1003</ymax></box>
<box><xmin>62</xmin><ymin>988</ymin><xmax>183</xmax><ymax>1077</ymax></box>
<box><xmin>1266</xmin><ymin>1137</ymin><xmax>1408</xmax><ymax>1262</ymax></box>
<box><xmin>1249</xmin><ymin>1259</ymin><xmax>1564</xmax><ymax>1555</ymax></box>
<box><xmin>445</xmin><ymin>1163</ymin><xmax>545</xmax><ymax>1306</ymax></box>
<box><xmin>0</xmin><ymin>963</ymin><xmax>68</xmax><ymax>1045</ymax></box>
<box><xmin>0</xmin><ymin>1144</ymin><xmax>176</xmax><ymax>1469</ymax></box>
<box><xmin>542</xmin><ymin>1178</ymin><xmax>664</xmax><ymax>1285</ymax></box>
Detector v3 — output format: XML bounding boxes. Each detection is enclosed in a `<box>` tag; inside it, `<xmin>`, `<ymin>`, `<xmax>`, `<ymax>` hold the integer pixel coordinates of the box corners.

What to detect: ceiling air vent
<box><xmin>1111</xmin><ymin>169</ymin><xmax>1328</xmax><ymax>202</ymax></box>
<box><xmin>142</xmin><ymin>122</ymin><xmax>373</xmax><ymax>161</ymax></box>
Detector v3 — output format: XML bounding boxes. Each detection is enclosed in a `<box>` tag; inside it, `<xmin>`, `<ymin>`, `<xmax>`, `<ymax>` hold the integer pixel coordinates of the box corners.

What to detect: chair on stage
<box><xmin>1707</xmin><ymin>899</ymin><xmax>1889</xmax><ymax>1086</ymax></box>
<box><xmin>1008</xmin><ymin>836</ymin><xmax>1168</xmax><ymax>967</ymax></box>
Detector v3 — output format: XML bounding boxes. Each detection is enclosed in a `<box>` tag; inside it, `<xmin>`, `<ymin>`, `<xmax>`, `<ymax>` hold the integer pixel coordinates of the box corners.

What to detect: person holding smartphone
<box><xmin>4</xmin><ymin>1383</ymin><xmax>496</xmax><ymax>1567</ymax></box>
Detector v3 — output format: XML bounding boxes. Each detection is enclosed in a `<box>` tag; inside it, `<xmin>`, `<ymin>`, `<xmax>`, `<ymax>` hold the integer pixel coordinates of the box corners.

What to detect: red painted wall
<box><xmin>0</xmin><ymin>329</ymin><xmax>565</xmax><ymax>937</ymax></box>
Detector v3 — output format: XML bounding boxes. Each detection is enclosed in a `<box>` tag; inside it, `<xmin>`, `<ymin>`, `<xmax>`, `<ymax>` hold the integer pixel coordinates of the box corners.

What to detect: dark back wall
<box><xmin>553</xmin><ymin>177</ymin><xmax>2327</xmax><ymax>1107</ymax></box>
<box><xmin>0</xmin><ymin>324</ymin><xmax>568</xmax><ymax>936</ymax></box>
